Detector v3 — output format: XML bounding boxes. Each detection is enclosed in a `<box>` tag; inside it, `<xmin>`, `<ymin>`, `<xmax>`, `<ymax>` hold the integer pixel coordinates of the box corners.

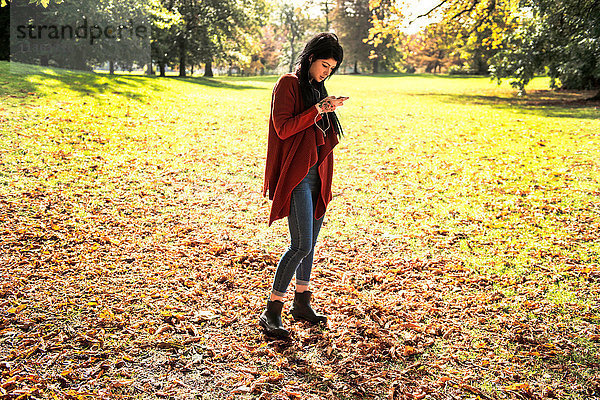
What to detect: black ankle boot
<box><xmin>259</xmin><ymin>300</ymin><xmax>290</xmax><ymax>338</ymax></box>
<box><xmin>290</xmin><ymin>291</ymin><xmax>327</xmax><ymax>325</ymax></box>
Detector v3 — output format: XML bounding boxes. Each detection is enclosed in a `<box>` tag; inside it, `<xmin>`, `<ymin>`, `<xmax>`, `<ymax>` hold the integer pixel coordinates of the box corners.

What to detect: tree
<box><xmin>490</xmin><ymin>0</ymin><xmax>600</xmax><ymax>97</ymax></box>
<box><xmin>277</xmin><ymin>2</ymin><xmax>311</xmax><ymax>73</ymax></box>
<box><xmin>364</xmin><ymin>0</ymin><xmax>405</xmax><ymax>73</ymax></box>
<box><xmin>9</xmin><ymin>0</ymin><xmax>151</xmax><ymax>72</ymax></box>
<box><xmin>332</xmin><ymin>0</ymin><xmax>372</xmax><ymax>73</ymax></box>
<box><xmin>409</xmin><ymin>0</ymin><xmax>599</xmax><ymax>95</ymax></box>
<box><xmin>149</xmin><ymin>0</ymin><xmax>181</xmax><ymax>76</ymax></box>
<box><xmin>0</xmin><ymin>3</ymin><xmax>8</xmax><ymax>61</ymax></box>
<box><xmin>257</xmin><ymin>24</ymin><xmax>283</xmax><ymax>74</ymax></box>
<box><xmin>403</xmin><ymin>23</ymin><xmax>458</xmax><ymax>73</ymax></box>
<box><xmin>147</xmin><ymin>0</ymin><xmax>267</xmax><ymax>78</ymax></box>
<box><xmin>196</xmin><ymin>0</ymin><xmax>266</xmax><ymax>77</ymax></box>
<box><xmin>441</xmin><ymin>0</ymin><xmax>519</xmax><ymax>74</ymax></box>
<box><xmin>212</xmin><ymin>0</ymin><xmax>268</xmax><ymax>76</ymax></box>
<box><xmin>368</xmin><ymin>0</ymin><xmax>519</xmax><ymax>75</ymax></box>
<box><xmin>318</xmin><ymin>0</ymin><xmax>334</xmax><ymax>31</ymax></box>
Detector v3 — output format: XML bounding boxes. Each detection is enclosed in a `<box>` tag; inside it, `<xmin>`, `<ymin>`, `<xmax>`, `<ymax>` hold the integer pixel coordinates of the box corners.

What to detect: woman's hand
<box><xmin>316</xmin><ymin>96</ymin><xmax>348</xmax><ymax>114</ymax></box>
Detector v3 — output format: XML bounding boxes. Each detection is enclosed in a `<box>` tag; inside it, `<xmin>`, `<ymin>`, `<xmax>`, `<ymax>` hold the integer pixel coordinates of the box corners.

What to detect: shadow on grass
<box><xmin>1</xmin><ymin>62</ymin><xmax>163</xmax><ymax>101</ymax></box>
<box><xmin>0</xmin><ymin>62</ymin><xmax>266</xmax><ymax>103</ymax></box>
<box><xmin>352</xmin><ymin>72</ymin><xmax>491</xmax><ymax>79</ymax></box>
<box><xmin>416</xmin><ymin>91</ymin><xmax>600</xmax><ymax>120</ymax></box>
<box><xmin>173</xmin><ymin>75</ymin><xmax>268</xmax><ymax>90</ymax></box>
<box><xmin>346</xmin><ymin>73</ymin><xmax>599</xmax><ymax>119</ymax></box>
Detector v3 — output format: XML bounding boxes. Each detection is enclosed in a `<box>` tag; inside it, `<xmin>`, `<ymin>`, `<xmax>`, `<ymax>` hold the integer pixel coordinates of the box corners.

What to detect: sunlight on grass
<box><xmin>2</xmin><ymin>61</ymin><xmax>598</xmax><ymax>277</ymax></box>
<box><xmin>2</xmin><ymin>61</ymin><xmax>599</xmax><ymax>399</ymax></box>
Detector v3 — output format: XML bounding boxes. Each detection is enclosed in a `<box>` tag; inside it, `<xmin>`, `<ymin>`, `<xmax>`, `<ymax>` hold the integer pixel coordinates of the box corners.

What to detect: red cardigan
<box><xmin>263</xmin><ymin>73</ymin><xmax>340</xmax><ymax>226</ymax></box>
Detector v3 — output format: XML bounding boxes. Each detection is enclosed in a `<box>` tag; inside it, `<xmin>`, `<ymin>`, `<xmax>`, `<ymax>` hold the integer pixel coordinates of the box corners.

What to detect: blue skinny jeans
<box><xmin>271</xmin><ymin>163</ymin><xmax>323</xmax><ymax>297</ymax></box>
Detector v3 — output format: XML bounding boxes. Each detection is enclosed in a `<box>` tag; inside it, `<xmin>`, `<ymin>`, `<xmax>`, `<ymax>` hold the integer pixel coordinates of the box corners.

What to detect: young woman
<box><xmin>260</xmin><ymin>33</ymin><xmax>347</xmax><ymax>338</ymax></box>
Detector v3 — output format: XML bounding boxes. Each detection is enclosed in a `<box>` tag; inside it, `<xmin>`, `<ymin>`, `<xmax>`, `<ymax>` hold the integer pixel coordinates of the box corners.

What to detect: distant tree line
<box><xmin>368</xmin><ymin>0</ymin><xmax>600</xmax><ymax>96</ymax></box>
<box><xmin>0</xmin><ymin>0</ymin><xmax>598</xmax><ymax>95</ymax></box>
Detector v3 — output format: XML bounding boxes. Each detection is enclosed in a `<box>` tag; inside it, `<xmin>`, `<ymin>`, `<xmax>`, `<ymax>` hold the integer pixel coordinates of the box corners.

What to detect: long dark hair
<box><xmin>295</xmin><ymin>32</ymin><xmax>344</xmax><ymax>138</ymax></box>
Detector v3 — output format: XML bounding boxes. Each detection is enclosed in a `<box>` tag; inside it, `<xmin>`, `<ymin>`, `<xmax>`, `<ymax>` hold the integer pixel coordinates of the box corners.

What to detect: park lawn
<box><xmin>1</xmin><ymin>60</ymin><xmax>599</xmax><ymax>399</ymax></box>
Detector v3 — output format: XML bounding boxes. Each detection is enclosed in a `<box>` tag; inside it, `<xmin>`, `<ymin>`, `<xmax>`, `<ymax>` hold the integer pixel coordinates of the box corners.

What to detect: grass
<box><xmin>1</xmin><ymin>61</ymin><xmax>599</xmax><ymax>399</ymax></box>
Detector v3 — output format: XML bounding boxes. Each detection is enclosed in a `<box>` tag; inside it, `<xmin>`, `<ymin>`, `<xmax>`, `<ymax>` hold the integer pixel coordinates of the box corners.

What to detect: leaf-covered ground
<box><xmin>1</xmin><ymin>62</ymin><xmax>599</xmax><ymax>399</ymax></box>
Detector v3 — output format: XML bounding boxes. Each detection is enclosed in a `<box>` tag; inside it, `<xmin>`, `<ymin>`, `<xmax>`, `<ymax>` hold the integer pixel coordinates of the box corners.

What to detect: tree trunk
<box><xmin>289</xmin><ymin>37</ymin><xmax>296</xmax><ymax>73</ymax></box>
<box><xmin>190</xmin><ymin>64</ymin><xmax>194</xmax><ymax>75</ymax></box>
<box><xmin>204</xmin><ymin>60</ymin><xmax>213</xmax><ymax>77</ymax></box>
<box><xmin>323</xmin><ymin>0</ymin><xmax>330</xmax><ymax>31</ymax></box>
<box><xmin>354</xmin><ymin>60</ymin><xmax>358</xmax><ymax>74</ymax></box>
<box><xmin>146</xmin><ymin>61</ymin><xmax>154</xmax><ymax>75</ymax></box>
<box><xmin>109</xmin><ymin>61</ymin><xmax>114</xmax><ymax>75</ymax></box>
<box><xmin>179</xmin><ymin>37</ymin><xmax>186</xmax><ymax>77</ymax></box>
<box><xmin>474</xmin><ymin>50</ymin><xmax>488</xmax><ymax>74</ymax></box>
<box><xmin>159</xmin><ymin>63</ymin><xmax>166</xmax><ymax>77</ymax></box>
<box><xmin>0</xmin><ymin>4</ymin><xmax>9</xmax><ymax>61</ymax></box>
<box><xmin>372</xmin><ymin>57</ymin><xmax>379</xmax><ymax>74</ymax></box>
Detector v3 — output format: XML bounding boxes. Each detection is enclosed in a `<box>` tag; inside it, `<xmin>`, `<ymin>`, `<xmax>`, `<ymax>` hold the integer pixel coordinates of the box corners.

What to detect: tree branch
<box><xmin>409</xmin><ymin>0</ymin><xmax>449</xmax><ymax>24</ymax></box>
<box><xmin>451</xmin><ymin>0</ymin><xmax>481</xmax><ymax>22</ymax></box>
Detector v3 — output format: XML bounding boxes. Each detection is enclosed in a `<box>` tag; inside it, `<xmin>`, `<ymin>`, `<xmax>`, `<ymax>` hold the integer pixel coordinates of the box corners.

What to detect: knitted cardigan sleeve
<box><xmin>271</xmin><ymin>76</ymin><xmax>322</xmax><ymax>140</ymax></box>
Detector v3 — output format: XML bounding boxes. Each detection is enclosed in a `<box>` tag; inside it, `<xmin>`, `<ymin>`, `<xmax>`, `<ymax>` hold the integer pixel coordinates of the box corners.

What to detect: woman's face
<box><xmin>309</xmin><ymin>57</ymin><xmax>337</xmax><ymax>83</ymax></box>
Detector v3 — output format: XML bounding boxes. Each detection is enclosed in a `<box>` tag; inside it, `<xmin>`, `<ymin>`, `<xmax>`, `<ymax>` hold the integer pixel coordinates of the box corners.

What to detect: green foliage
<box><xmin>439</xmin><ymin>0</ymin><xmax>520</xmax><ymax>73</ymax></box>
<box><xmin>163</xmin><ymin>0</ymin><xmax>267</xmax><ymax>75</ymax></box>
<box><xmin>6</xmin><ymin>0</ymin><xmax>269</xmax><ymax>75</ymax></box>
<box><xmin>0</xmin><ymin>4</ymin><xmax>8</xmax><ymax>61</ymax></box>
<box><xmin>490</xmin><ymin>0</ymin><xmax>600</xmax><ymax>92</ymax></box>
<box><xmin>0</xmin><ymin>0</ymin><xmax>51</xmax><ymax>5</ymax></box>
<box><xmin>276</xmin><ymin>2</ymin><xmax>313</xmax><ymax>72</ymax></box>
<box><xmin>488</xmin><ymin>21</ymin><xmax>547</xmax><ymax>94</ymax></box>
<box><xmin>9</xmin><ymin>0</ymin><xmax>151</xmax><ymax>71</ymax></box>
<box><xmin>403</xmin><ymin>23</ymin><xmax>458</xmax><ymax>74</ymax></box>
<box><xmin>332</xmin><ymin>0</ymin><xmax>373</xmax><ymax>73</ymax></box>
<box><xmin>366</xmin><ymin>0</ymin><xmax>520</xmax><ymax>74</ymax></box>
<box><xmin>364</xmin><ymin>0</ymin><xmax>406</xmax><ymax>73</ymax></box>
<box><xmin>148</xmin><ymin>0</ymin><xmax>182</xmax><ymax>75</ymax></box>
